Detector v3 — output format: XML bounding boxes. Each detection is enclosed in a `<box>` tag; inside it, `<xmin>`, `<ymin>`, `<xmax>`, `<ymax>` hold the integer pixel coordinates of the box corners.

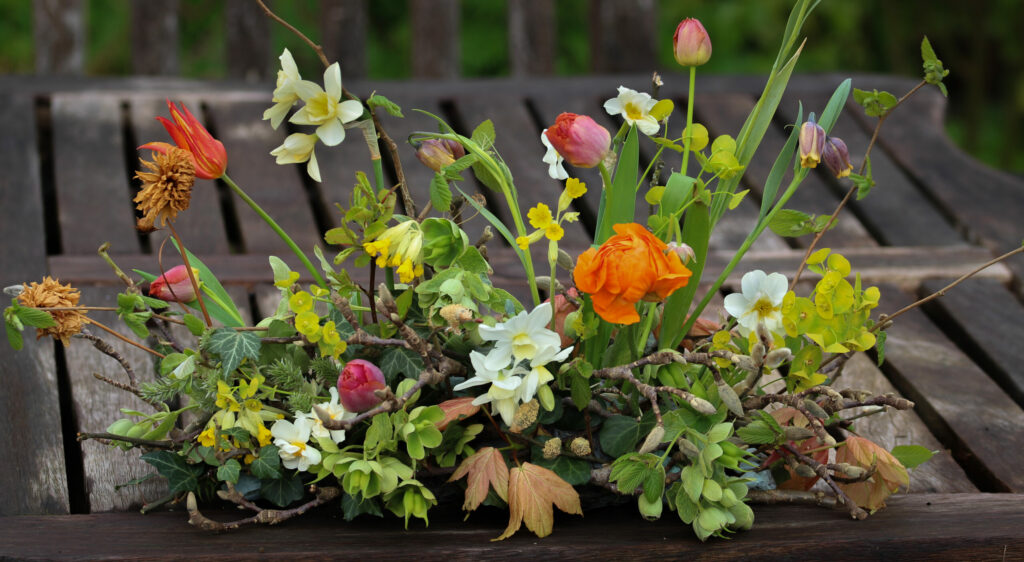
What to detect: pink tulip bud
<box><xmin>799</xmin><ymin>119</ymin><xmax>826</xmax><ymax>169</ymax></box>
<box><xmin>821</xmin><ymin>136</ymin><xmax>853</xmax><ymax>178</ymax></box>
<box><xmin>337</xmin><ymin>359</ymin><xmax>387</xmax><ymax>412</ymax></box>
<box><xmin>673</xmin><ymin>18</ymin><xmax>712</xmax><ymax>67</ymax></box>
<box><xmin>543</xmin><ymin>113</ymin><xmax>611</xmax><ymax>168</ymax></box>
<box><xmin>149</xmin><ymin>265</ymin><xmax>200</xmax><ymax>302</ymax></box>
<box><xmin>415</xmin><ymin>139</ymin><xmax>465</xmax><ymax>172</ymax></box>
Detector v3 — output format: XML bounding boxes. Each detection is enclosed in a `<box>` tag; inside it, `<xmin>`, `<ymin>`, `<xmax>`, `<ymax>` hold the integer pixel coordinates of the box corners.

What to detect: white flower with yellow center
<box><xmin>603</xmin><ymin>86</ymin><xmax>660</xmax><ymax>136</ymax></box>
<box><xmin>289</xmin><ymin>63</ymin><xmax>363</xmax><ymax>146</ymax></box>
<box><xmin>540</xmin><ymin>129</ymin><xmax>569</xmax><ymax>180</ymax></box>
<box><xmin>723</xmin><ymin>270</ymin><xmax>789</xmax><ymax>337</ymax></box>
<box><xmin>270</xmin><ymin>132</ymin><xmax>321</xmax><ymax>182</ymax></box>
<box><xmin>515</xmin><ymin>343</ymin><xmax>570</xmax><ymax>404</ymax></box>
<box><xmin>301</xmin><ymin>387</ymin><xmax>355</xmax><ymax>444</ymax></box>
<box><xmin>263</xmin><ymin>48</ymin><xmax>305</xmax><ymax>129</ymax></box>
<box><xmin>453</xmin><ymin>351</ymin><xmax>524</xmax><ymax>426</ymax></box>
<box><xmin>271</xmin><ymin>416</ymin><xmax>321</xmax><ymax>472</ymax></box>
<box><xmin>478</xmin><ymin>302</ymin><xmax>562</xmax><ymax>371</ymax></box>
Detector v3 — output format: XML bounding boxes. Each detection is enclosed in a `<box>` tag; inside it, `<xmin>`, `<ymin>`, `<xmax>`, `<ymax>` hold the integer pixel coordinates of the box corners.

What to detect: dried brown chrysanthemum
<box><xmin>17</xmin><ymin>277</ymin><xmax>88</xmax><ymax>346</ymax></box>
<box><xmin>133</xmin><ymin>146</ymin><xmax>195</xmax><ymax>231</ymax></box>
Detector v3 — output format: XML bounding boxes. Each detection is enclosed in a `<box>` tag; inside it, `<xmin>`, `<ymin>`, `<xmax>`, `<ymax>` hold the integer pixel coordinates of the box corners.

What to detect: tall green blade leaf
<box><xmin>596</xmin><ymin>126</ymin><xmax>639</xmax><ymax>244</ymax></box>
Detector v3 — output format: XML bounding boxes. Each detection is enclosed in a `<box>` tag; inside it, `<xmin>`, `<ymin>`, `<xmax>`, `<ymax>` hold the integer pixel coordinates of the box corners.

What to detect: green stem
<box><xmin>222</xmin><ymin>173</ymin><xmax>327</xmax><ymax>290</ymax></box>
<box><xmin>680</xmin><ymin>67</ymin><xmax>697</xmax><ymax>187</ymax></box>
<box><xmin>634</xmin><ymin>302</ymin><xmax>657</xmax><ymax>357</ymax></box>
<box><xmin>595</xmin><ymin>161</ymin><xmax>614</xmax><ymax>243</ymax></box>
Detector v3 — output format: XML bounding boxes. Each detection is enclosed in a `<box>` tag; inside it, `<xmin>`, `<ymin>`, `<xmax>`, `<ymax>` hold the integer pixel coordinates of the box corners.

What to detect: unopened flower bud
<box><xmin>799</xmin><ymin>119</ymin><xmax>826</xmax><ymax>169</ymax></box>
<box><xmin>667</xmin><ymin>242</ymin><xmax>697</xmax><ymax>264</ymax></box>
<box><xmin>783</xmin><ymin>426</ymin><xmax>817</xmax><ymax>442</ymax></box>
<box><xmin>734</xmin><ymin>355</ymin><xmax>758</xmax><ymax>373</ymax></box>
<box><xmin>638</xmin><ymin>425</ymin><xmax>665</xmax><ymax>454</ymax></box>
<box><xmin>750</xmin><ymin>342</ymin><xmax>766</xmax><ymax>365</ymax></box>
<box><xmin>795</xmin><ymin>464</ymin><xmax>817</xmax><ymax>478</ymax></box>
<box><xmin>837</xmin><ymin>463</ymin><xmax>868</xmax><ymax>479</ymax></box>
<box><xmin>569</xmin><ymin>437</ymin><xmax>591</xmax><ymax>457</ymax></box>
<box><xmin>542</xmin><ymin>437</ymin><xmax>562</xmax><ymax>459</ymax></box>
<box><xmin>556</xmin><ymin>248</ymin><xmax>575</xmax><ymax>270</ymax></box>
<box><xmin>544</xmin><ymin>113</ymin><xmax>611</xmax><ymax>168</ymax></box>
<box><xmin>337</xmin><ymin>359</ymin><xmax>387</xmax><ymax>412</ymax></box>
<box><xmin>675</xmin><ymin>437</ymin><xmax>700</xmax><ymax>458</ymax></box>
<box><xmin>415</xmin><ymin>138</ymin><xmax>465</xmax><ymax>172</ymax></box>
<box><xmin>673</xmin><ymin>18</ymin><xmax>712</xmax><ymax>67</ymax></box>
<box><xmin>764</xmin><ymin>347</ymin><xmax>793</xmax><ymax>369</ymax></box>
<box><xmin>822</xmin><ymin>136</ymin><xmax>853</xmax><ymax>178</ymax></box>
<box><xmin>803</xmin><ymin>399</ymin><xmax>829</xmax><ymax>419</ymax></box>
<box><xmin>149</xmin><ymin>265</ymin><xmax>200</xmax><ymax>302</ymax></box>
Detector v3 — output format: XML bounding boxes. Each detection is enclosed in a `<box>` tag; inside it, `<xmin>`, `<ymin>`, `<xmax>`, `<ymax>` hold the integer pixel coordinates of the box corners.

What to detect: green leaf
<box><xmin>183</xmin><ymin>314</ymin><xmax>206</xmax><ymax>337</ymax></box>
<box><xmin>533</xmin><ymin>453</ymin><xmax>592</xmax><ymax>486</ymax></box>
<box><xmin>203</xmin><ymin>328</ymin><xmax>261</xmax><ymax>377</ymax></box>
<box><xmin>768</xmin><ymin>208</ymin><xmax>816</xmax><ymax>237</ymax></box>
<box><xmin>736</xmin><ymin>420</ymin><xmax>778</xmax><ymax>445</ymax></box>
<box><xmin>140</xmin><ymin>451</ymin><xmax>203</xmax><ymax>494</ymax></box>
<box><xmin>122</xmin><ymin>312</ymin><xmax>151</xmax><ymax>338</ymax></box>
<box><xmin>341</xmin><ymin>493</ymin><xmax>384</xmax><ymax>521</ymax></box>
<box><xmin>368</xmin><ymin>94</ymin><xmax>403</xmax><ymax>118</ymax></box>
<box><xmin>875</xmin><ymin>330</ymin><xmax>887</xmax><ymax>367</ymax></box>
<box><xmin>15</xmin><ymin>307</ymin><xmax>56</xmax><ymax>329</ymax></box>
<box><xmin>168</xmin><ymin>240</ymin><xmax>244</xmax><ymax>327</ymax></box>
<box><xmin>759</xmin><ymin>104</ymin><xmax>801</xmax><ymax>221</ymax></box>
<box><xmin>217</xmin><ymin>458</ymin><xmax>241</xmax><ymax>484</ymax></box>
<box><xmin>250</xmin><ymin>444</ymin><xmax>282</xmax><ymax>480</ymax></box>
<box><xmin>596</xmin><ymin>126</ymin><xmax>639</xmax><ymax>244</ymax></box>
<box><xmin>470</xmin><ymin>158</ymin><xmax>505</xmax><ymax>192</ymax></box>
<box><xmin>599</xmin><ymin>415</ymin><xmax>644</xmax><ymax>458</ymax></box>
<box><xmin>470</xmin><ymin>119</ymin><xmax>496</xmax><ymax>151</ymax></box>
<box><xmin>650</xmin><ymin>137</ymin><xmax>683</xmax><ymax>153</ymax></box>
<box><xmin>455</xmin><ymin>185</ymin><xmax>517</xmax><ymax>249</ymax></box>
<box><xmin>379</xmin><ymin>347</ymin><xmax>424</xmax><ymax>384</ymax></box>
<box><xmin>570</xmin><ymin>372</ymin><xmax>591</xmax><ymax>411</ymax></box>
<box><xmin>4</xmin><ymin>316</ymin><xmax>24</xmax><ymax>350</ymax></box>
<box><xmin>429</xmin><ymin>172</ymin><xmax>452</xmax><ymax>213</ymax></box>
<box><xmin>891</xmin><ymin>445</ymin><xmax>936</xmax><ymax>469</ymax></box>
<box><xmin>261</xmin><ymin>473</ymin><xmax>305</xmax><ymax>507</ymax></box>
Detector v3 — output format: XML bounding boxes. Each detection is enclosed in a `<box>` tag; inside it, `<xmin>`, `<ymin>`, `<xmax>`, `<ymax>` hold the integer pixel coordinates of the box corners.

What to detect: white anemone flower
<box><xmin>289</xmin><ymin>63</ymin><xmax>363</xmax><ymax>146</ymax></box>
<box><xmin>540</xmin><ymin>129</ymin><xmax>569</xmax><ymax>180</ymax></box>
<box><xmin>270</xmin><ymin>132</ymin><xmax>321</xmax><ymax>182</ymax></box>
<box><xmin>271</xmin><ymin>416</ymin><xmax>321</xmax><ymax>472</ymax></box>
<box><xmin>302</xmin><ymin>387</ymin><xmax>355</xmax><ymax>444</ymax></box>
<box><xmin>263</xmin><ymin>48</ymin><xmax>305</xmax><ymax>129</ymax></box>
<box><xmin>603</xmin><ymin>86</ymin><xmax>660</xmax><ymax>136</ymax></box>
<box><xmin>723</xmin><ymin>270</ymin><xmax>789</xmax><ymax>337</ymax></box>
<box><xmin>478</xmin><ymin>302</ymin><xmax>562</xmax><ymax>371</ymax></box>
<box><xmin>454</xmin><ymin>351</ymin><xmax>524</xmax><ymax>425</ymax></box>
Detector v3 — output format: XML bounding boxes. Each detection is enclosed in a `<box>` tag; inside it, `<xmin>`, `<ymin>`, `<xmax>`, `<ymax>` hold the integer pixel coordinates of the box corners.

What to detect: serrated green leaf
<box><xmin>736</xmin><ymin>420</ymin><xmax>778</xmax><ymax>445</ymax></box>
<box><xmin>368</xmin><ymin>94</ymin><xmax>403</xmax><ymax>118</ymax></box>
<box><xmin>217</xmin><ymin>458</ymin><xmax>241</xmax><ymax>483</ymax></box>
<box><xmin>123</xmin><ymin>312</ymin><xmax>151</xmax><ymax>338</ymax></box>
<box><xmin>891</xmin><ymin>445</ymin><xmax>935</xmax><ymax>469</ymax></box>
<box><xmin>261</xmin><ymin>473</ymin><xmax>305</xmax><ymax>507</ymax></box>
<box><xmin>429</xmin><ymin>173</ymin><xmax>452</xmax><ymax>212</ymax></box>
<box><xmin>183</xmin><ymin>314</ymin><xmax>206</xmax><ymax>337</ymax></box>
<box><xmin>5</xmin><ymin>317</ymin><xmax>24</xmax><ymax>350</ymax></box>
<box><xmin>15</xmin><ymin>307</ymin><xmax>56</xmax><ymax>329</ymax></box>
<box><xmin>455</xmin><ymin>246</ymin><xmax>490</xmax><ymax>275</ymax></box>
<box><xmin>140</xmin><ymin>451</ymin><xmax>202</xmax><ymax>494</ymax></box>
<box><xmin>470</xmin><ymin>119</ymin><xmax>496</xmax><ymax>151</ymax></box>
<box><xmin>203</xmin><ymin>328</ymin><xmax>261</xmax><ymax>377</ymax></box>
<box><xmin>250</xmin><ymin>444</ymin><xmax>282</xmax><ymax>480</ymax></box>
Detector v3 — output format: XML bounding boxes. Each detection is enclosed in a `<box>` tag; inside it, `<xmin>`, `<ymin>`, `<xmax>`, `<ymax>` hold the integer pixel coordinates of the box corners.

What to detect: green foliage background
<box><xmin>1</xmin><ymin>0</ymin><xmax>1020</xmax><ymax>173</ymax></box>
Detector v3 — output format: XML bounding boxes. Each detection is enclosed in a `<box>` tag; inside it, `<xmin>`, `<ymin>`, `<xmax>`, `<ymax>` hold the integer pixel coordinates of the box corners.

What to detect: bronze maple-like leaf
<box><xmin>449</xmin><ymin>447</ymin><xmax>509</xmax><ymax>511</ymax></box>
<box><xmin>495</xmin><ymin>462</ymin><xmax>582</xmax><ymax>540</ymax></box>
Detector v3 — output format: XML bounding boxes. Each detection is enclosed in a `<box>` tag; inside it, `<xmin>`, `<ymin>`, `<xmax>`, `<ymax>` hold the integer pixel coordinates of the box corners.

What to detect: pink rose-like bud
<box><xmin>149</xmin><ymin>265</ymin><xmax>200</xmax><ymax>302</ymax></box>
<box><xmin>416</xmin><ymin>139</ymin><xmax>466</xmax><ymax>172</ymax></box>
<box><xmin>544</xmin><ymin>113</ymin><xmax>611</xmax><ymax>168</ymax></box>
<box><xmin>673</xmin><ymin>18</ymin><xmax>712</xmax><ymax>67</ymax></box>
<box><xmin>799</xmin><ymin>119</ymin><xmax>826</xmax><ymax>169</ymax></box>
<box><xmin>337</xmin><ymin>359</ymin><xmax>387</xmax><ymax>412</ymax></box>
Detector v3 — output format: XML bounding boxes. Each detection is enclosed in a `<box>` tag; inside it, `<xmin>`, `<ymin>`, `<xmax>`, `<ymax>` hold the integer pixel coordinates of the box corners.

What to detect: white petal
<box><xmin>317</xmin><ymin>119</ymin><xmax>345</xmax><ymax>146</ymax></box>
<box><xmin>279</xmin><ymin>48</ymin><xmax>299</xmax><ymax>79</ymax></box>
<box><xmin>603</xmin><ymin>97</ymin><xmax>623</xmax><ymax>116</ymax></box>
<box><xmin>289</xmin><ymin>105</ymin><xmax>317</xmax><ymax>126</ymax></box>
<box><xmin>291</xmin><ymin>79</ymin><xmax>323</xmax><ymax>102</ymax></box>
<box><xmin>741</xmin><ymin>270</ymin><xmax>768</xmax><ymax>299</ymax></box>
<box><xmin>492</xmin><ymin>374</ymin><xmax>523</xmax><ymax>392</ymax></box>
<box><xmin>337</xmin><ymin>99</ymin><xmax>364</xmax><ymax>123</ymax></box>
<box><xmin>263</xmin><ymin>102</ymin><xmax>291</xmax><ymax>130</ymax></box>
<box><xmin>636</xmin><ymin>116</ymin><xmax>661</xmax><ymax>136</ymax></box>
<box><xmin>495</xmin><ymin>399</ymin><xmax>517</xmax><ymax>426</ymax></box>
<box><xmin>307</xmin><ymin>149</ymin><xmax>321</xmax><ymax>182</ymax></box>
<box><xmin>723</xmin><ymin>293</ymin><xmax>751</xmax><ymax>320</ymax></box>
<box><xmin>324</xmin><ymin>63</ymin><xmax>342</xmax><ymax>100</ymax></box>
<box><xmin>453</xmin><ymin>376</ymin><xmax>489</xmax><ymax>391</ymax></box>
<box><xmin>763</xmin><ymin>272</ymin><xmax>789</xmax><ymax>304</ymax></box>
<box><xmin>303</xmin><ymin>447</ymin><xmax>322</xmax><ymax>467</ymax></box>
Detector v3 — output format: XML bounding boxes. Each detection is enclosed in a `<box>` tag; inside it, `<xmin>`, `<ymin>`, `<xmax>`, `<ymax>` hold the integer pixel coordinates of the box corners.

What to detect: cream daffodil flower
<box><xmin>271</xmin><ymin>416</ymin><xmax>321</xmax><ymax>472</ymax></box>
<box><xmin>263</xmin><ymin>48</ymin><xmax>305</xmax><ymax>129</ymax></box>
<box><xmin>723</xmin><ymin>270</ymin><xmax>789</xmax><ymax>337</ymax></box>
<box><xmin>270</xmin><ymin>132</ymin><xmax>321</xmax><ymax>182</ymax></box>
<box><xmin>289</xmin><ymin>63</ymin><xmax>363</xmax><ymax>146</ymax></box>
<box><xmin>302</xmin><ymin>387</ymin><xmax>355</xmax><ymax>444</ymax></box>
<box><xmin>454</xmin><ymin>351</ymin><xmax>525</xmax><ymax>426</ymax></box>
<box><xmin>477</xmin><ymin>302</ymin><xmax>562</xmax><ymax>371</ymax></box>
<box><xmin>603</xmin><ymin>86</ymin><xmax>660</xmax><ymax>136</ymax></box>
<box><xmin>540</xmin><ymin>129</ymin><xmax>569</xmax><ymax>180</ymax></box>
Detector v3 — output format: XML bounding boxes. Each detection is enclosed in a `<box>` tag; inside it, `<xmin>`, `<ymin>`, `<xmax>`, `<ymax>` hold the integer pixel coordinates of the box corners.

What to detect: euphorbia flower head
<box><xmin>673</xmin><ymin>18</ymin><xmax>712</xmax><ymax>67</ymax></box>
<box><xmin>149</xmin><ymin>265</ymin><xmax>200</xmax><ymax>302</ymax></box>
<box><xmin>140</xmin><ymin>100</ymin><xmax>228</xmax><ymax>180</ymax></box>
<box><xmin>337</xmin><ymin>359</ymin><xmax>387</xmax><ymax>412</ymax></box>
<box><xmin>798</xmin><ymin>118</ymin><xmax>826</xmax><ymax>169</ymax></box>
<box><xmin>544</xmin><ymin>113</ymin><xmax>610</xmax><ymax>168</ymax></box>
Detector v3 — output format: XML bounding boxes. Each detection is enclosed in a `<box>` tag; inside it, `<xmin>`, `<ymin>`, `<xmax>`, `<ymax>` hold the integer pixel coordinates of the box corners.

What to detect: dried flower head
<box><xmin>569</xmin><ymin>437</ymin><xmax>591</xmax><ymax>457</ymax></box>
<box><xmin>17</xmin><ymin>277</ymin><xmax>87</xmax><ymax>346</ymax></box>
<box><xmin>133</xmin><ymin>147</ymin><xmax>196</xmax><ymax>231</ymax></box>
<box><xmin>542</xmin><ymin>437</ymin><xmax>562</xmax><ymax>459</ymax></box>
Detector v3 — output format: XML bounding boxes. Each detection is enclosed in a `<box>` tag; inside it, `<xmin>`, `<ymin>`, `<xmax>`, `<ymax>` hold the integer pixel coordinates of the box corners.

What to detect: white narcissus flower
<box><xmin>453</xmin><ymin>351</ymin><xmax>524</xmax><ymax>426</ymax></box>
<box><xmin>271</xmin><ymin>416</ymin><xmax>322</xmax><ymax>472</ymax></box>
<box><xmin>516</xmin><ymin>342</ymin><xmax>572</xmax><ymax>403</ymax></box>
<box><xmin>478</xmin><ymin>302</ymin><xmax>562</xmax><ymax>371</ymax></box>
<box><xmin>603</xmin><ymin>86</ymin><xmax>660</xmax><ymax>136</ymax></box>
<box><xmin>302</xmin><ymin>387</ymin><xmax>356</xmax><ymax>444</ymax></box>
<box><xmin>289</xmin><ymin>63</ymin><xmax>363</xmax><ymax>146</ymax></box>
<box><xmin>270</xmin><ymin>132</ymin><xmax>321</xmax><ymax>182</ymax></box>
<box><xmin>263</xmin><ymin>48</ymin><xmax>305</xmax><ymax>129</ymax></box>
<box><xmin>540</xmin><ymin>129</ymin><xmax>569</xmax><ymax>180</ymax></box>
<box><xmin>723</xmin><ymin>270</ymin><xmax>789</xmax><ymax>337</ymax></box>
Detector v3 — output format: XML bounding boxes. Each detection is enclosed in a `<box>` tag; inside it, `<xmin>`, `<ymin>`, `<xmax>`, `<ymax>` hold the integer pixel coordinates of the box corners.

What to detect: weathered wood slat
<box><xmin>508</xmin><ymin>0</ymin><xmax>555</xmax><ymax>76</ymax></box>
<box><xmin>411</xmin><ymin>0</ymin><xmax>460</xmax><ymax>79</ymax></box>
<box><xmin>0</xmin><ymin>93</ymin><xmax>70</xmax><ymax>516</ymax></box>
<box><xmin>0</xmin><ymin>494</ymin><xmax>1021</xmax><ymax>559</ymax></box>
<box><xmin>226</xmin><ymin>0</ymin><xmax>272</xmax><ymax>82</ymax></box>
<box><xmin>920</xmin><ymin>278</ymin><xmax>1024</xmax><ymax>406</ymax></box>
<box><xmin>33</xmin><ymin>0</ymin><xmax>85</xmax><ymax>75</ymax></box>
<box><xmin>877</xmin><ymin>284</ymin><xmax>1024</xmax><ymax>492</ymax></box>
<box><xmin>321</xmin><ymin>0</ymin><xmax>368</xmax><ymax>80</ymax></box>
<box><xmin>588</xmin><ymin>0</ymin><xmax>656</xmax><ymax>74</ymax></box>
<box><xmin>131</xmin><ymin>2</ymin><xmax>180</xmax><ymax>76</ymax></box>
<box><xmin>51</xmin><ymin>93</ymin><xmax>141</xmax><ymax>255</ymax></box>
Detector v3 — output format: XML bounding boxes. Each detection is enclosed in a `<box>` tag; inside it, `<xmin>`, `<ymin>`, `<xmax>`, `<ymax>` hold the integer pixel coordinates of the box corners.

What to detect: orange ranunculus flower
<box><xmin>573</xmin><ymin>223</ymin><xmax>692</xmax><ymax>325</ymax></box>
<box><xmin>140</xmin><ymin>100</ymin><xmax>227</xmax><ymax>179</ymax></box>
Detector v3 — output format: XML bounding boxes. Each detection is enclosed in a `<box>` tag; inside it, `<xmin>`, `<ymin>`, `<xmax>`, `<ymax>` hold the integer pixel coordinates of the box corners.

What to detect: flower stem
<box><xmin>222</xmin><ymin>173</ymin><xmax>327</xmax><ymax>290</ymax></box>
<box><xmin>680</xmin><ymin>66</ymin><xmax>697</xmax><ymax>181</ymax></box>
<box><xmin>167</xmin><ymin>221</ymin><xmax>212</xmax><ymax>327</ymax></box>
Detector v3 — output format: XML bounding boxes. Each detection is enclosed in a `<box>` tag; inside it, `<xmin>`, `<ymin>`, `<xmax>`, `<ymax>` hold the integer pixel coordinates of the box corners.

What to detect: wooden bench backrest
<box><xmin>32</xmin><ymin>0</ymin><xmax>658</xmax><ymax>80</ymax></box>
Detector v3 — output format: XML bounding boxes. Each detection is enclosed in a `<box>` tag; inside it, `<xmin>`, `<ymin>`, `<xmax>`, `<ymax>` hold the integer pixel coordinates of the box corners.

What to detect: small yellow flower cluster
<box><xmin>288</xmin><ymin>287</ymin><xmax>346</xmax><ymax>359</ymax></box>
<box><xmin>363</xmin><ymin>219</ymin><xmax>425</xmax><ymax>283</ymax></box>
<box><xmin>516</xmin><ymin>178</ymin><xmax>586</xmax><ymax>251</ymax></box>
<box><xmin>197</xmin><ymin>375</ymin><xmax>279</xmax><ymax>463</ymax></box>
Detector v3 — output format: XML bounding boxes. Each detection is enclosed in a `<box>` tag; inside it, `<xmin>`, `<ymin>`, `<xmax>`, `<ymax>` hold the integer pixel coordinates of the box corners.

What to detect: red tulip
<box><xmin>543</xmin><ymin>113</ymin><xmax>611</xmax><ymax>168</ymax></box>
<box><xmin>149</xmin><ymin>265</ymin><xmax>200</xmax><ymax>302</ymax></box>
<box><xmin>140</xmin><ymin>100</ymin><xmax>227</xmax><ymax>180</ymax></box>
<box><xmin>338</xmin><ymin>359</ymin><xmax>387</xmax><ymax>412</ymax></box>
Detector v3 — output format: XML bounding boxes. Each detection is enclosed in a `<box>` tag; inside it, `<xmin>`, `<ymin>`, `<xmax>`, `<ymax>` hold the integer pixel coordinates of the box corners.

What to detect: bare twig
<box><xmin>783</xmin><ymin>443</ymin><xmax>867</xmax><ymax>520</ymax></box>
<box><xmin>75</xmin><ymin>331</ymin><xmax>140</xmax><ymax>388</ymax></box>
<box><xmin>186</xmin><ymin>486</ymin><xmax>341</xmax><ymax>531</ymax></box>
<box><xmin>78</xmin><ymin>432</ymin><xmax>174</xmax><ymax>449</ymax></box>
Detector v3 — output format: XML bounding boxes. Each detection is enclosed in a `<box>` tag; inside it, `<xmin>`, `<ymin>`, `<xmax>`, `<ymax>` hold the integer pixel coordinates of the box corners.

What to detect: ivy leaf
<box><xmin>140</xmin><ymin>451</ymin><xmax>202</xmax><ymax>494</ymax></box>
<box><xmin>217</xmin><ymin>458</ymin><xmax>241</xmax><ymax>484</ymax></box>
<box><xmin>260</xmin><ymin>473</ymin><xmax>305</xmax><ymax>507</ymax></box>
<box><xmin>471</xmin><ymin>119</ymin><xmax>496</xmax><ymax>151</ymax></box>
<box><xmin>890</xmin><ymin>445</ymin><xmax>936</xmax><ymax>469</ymax></box>
<box><xmin>368</xmin><ymin>94</ymin><xmax>403</xmax><ymax>118</ymax></box>
<box><xmin>495</xmin><ymin>462</ymin><xmax>582</xmax><ymax>540</ymax></box>
<box><xmin>250</xmin><ymin>444</ymin><xmax>282</xmax><ymax>480</ymax></box>
<box><xmin>533</xmin><ymin>452</ymin><xmax>592</xmax><ymax>486</ymax></box>
<box><xmin>341</xmin><ymin>493</ymin><xmax>384</xmax><ymax>521</ymax></box>
<box><xmin>379</xmin><ymin>347</ymin><xmax>424</xmax><ymax>384</ymax></box>
<box><xmin>449</xmin><ymin>446</ymin><xmax>509</xmax><ymax>511</ymax></box>
<box><xmin>430</xmin><ymin>172</ymin><xmax>453</xmax><ymax>213</ymax></box>
<box><xmin>598</xmin><ymin>415</ymin><xmax>644</xmax><ymax>458</ymax></box>
<box><xmin>203</xmin><ymin>328</ymin><xmax>261</xmax><ymax>377</ymax></box>
<box><xmin>436</xmin><ymin>396</ymin><xmax>481</xmax><ymax>430</ymax></box>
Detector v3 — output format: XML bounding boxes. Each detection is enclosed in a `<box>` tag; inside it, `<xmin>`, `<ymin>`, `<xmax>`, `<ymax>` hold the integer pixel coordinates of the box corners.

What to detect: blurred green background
<box><xmin>1</xmin><ymin>0</ymin><xmax>1020</xmax><ymax>173</ymax></box>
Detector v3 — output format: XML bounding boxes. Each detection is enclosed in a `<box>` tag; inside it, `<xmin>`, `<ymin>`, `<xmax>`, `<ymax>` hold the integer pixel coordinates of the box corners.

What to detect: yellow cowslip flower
<box><xmin>197</xmin><ymin>425</ymin><xmax>216</xmax><ymax>447</ymax></box>
<box><xmin>216</xmin><ymin>381</ymin><xmax>241</xmax><ymax>412</ymax></box>
<box><xmin>545</xmin><ymin>223</ymin><xmax>564</xmax><ymax>242</ymax></box>
<box><xmin>516</xmin><ymin>230</ymin><xmax>545</xmax><ymax>250</ymax></box>
<box><xmin>256</xmin><ymin>423</ymin><xmax>273</xmax><ymax>447</ymax></box>
<box><xmin>558</xmin><ymin>178</ymin><xmax>587</xmax><ymax>212</ymax></box>
<box><xmin>364</xmin><ymin>220</ymin><xmax>425</xmax><ymax>283</ymax></box>
<box><xmin>528</xmin><ymin>203</ymin><xmax>554</xmax><ymax>229</ymax></box>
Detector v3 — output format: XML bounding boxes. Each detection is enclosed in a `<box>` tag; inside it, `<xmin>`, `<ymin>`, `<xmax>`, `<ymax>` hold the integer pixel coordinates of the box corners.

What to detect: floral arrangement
<box><xmin>6</xmin><ymin>0</ymin><xmax>1016</xmax><ymax>542</ymax></box>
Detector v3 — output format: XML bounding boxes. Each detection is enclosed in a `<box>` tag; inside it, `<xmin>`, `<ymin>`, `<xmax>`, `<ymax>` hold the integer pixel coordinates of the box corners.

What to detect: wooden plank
<box><xmin>0</xmin><ymin>92</ymin><xmax>70</xmax><ymax>515</ymax></box>
<box><xmin>131</xmin><ymin>1</ymin><xmax>180</xmax><ymax>76</ymax></box>
<box><xmin>64</xmin><ymin>287</ymin><xmax>169</xmax><ymax>512</ymax></box>
<box><xmin>205</xmin><ymin>99</ymin><xmax>323</xmax><ymax>255</ymax></box>
<box><xmin>588</xmin><ymin>0</ymin><xmax>656</xmax><ymax>73</ymax></box>
<box><xmin>920</xmin><ymin>278</ymin><xmax>1024</xmax><ymax>406</ymax></box>
<box><xmin>508</xmin><ymin>0</ymin><xmax>555</xmax><ymax>76</ymax></box>
<box><xmin>0</xmin><ymin>494</ymin><xmax>1021</xmax><ymax>559</ymax></box>
<box><xmin>51</xmin><ymin>93</ymin><xmax>142</xmax><ymax>255</ymax></box>
<box><xmin>226</xmin><ymin>0</ymin><xmax>271</xmax><ymax>82</ymax></box>
<box><xmin>877</xmin><ymin>284</ymin><xmax>1024</xmax><ymax>492</ymax></box>
<box><xmin>321</xmin><ymin>0</ymin><xmax>368</xmax><ymax>80</ymax></box>
<box><xmin>130</xmin><ymin>95</ymin><xmax>232</xmax><ymax>255</ymax></box>
<box><xmin>410</xmin><ymin>0</ymin><xmax>459</xmax><ymax>79</ymax></box>
<box><xmin>33</xmin><ymin>0</ymin><xmax>85</xmax><ymax>75</ymax></box>
<box><xmin>837</xmin><ymin>353</ymin><xmax>976</xmax><ymax>493</ymax></box>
